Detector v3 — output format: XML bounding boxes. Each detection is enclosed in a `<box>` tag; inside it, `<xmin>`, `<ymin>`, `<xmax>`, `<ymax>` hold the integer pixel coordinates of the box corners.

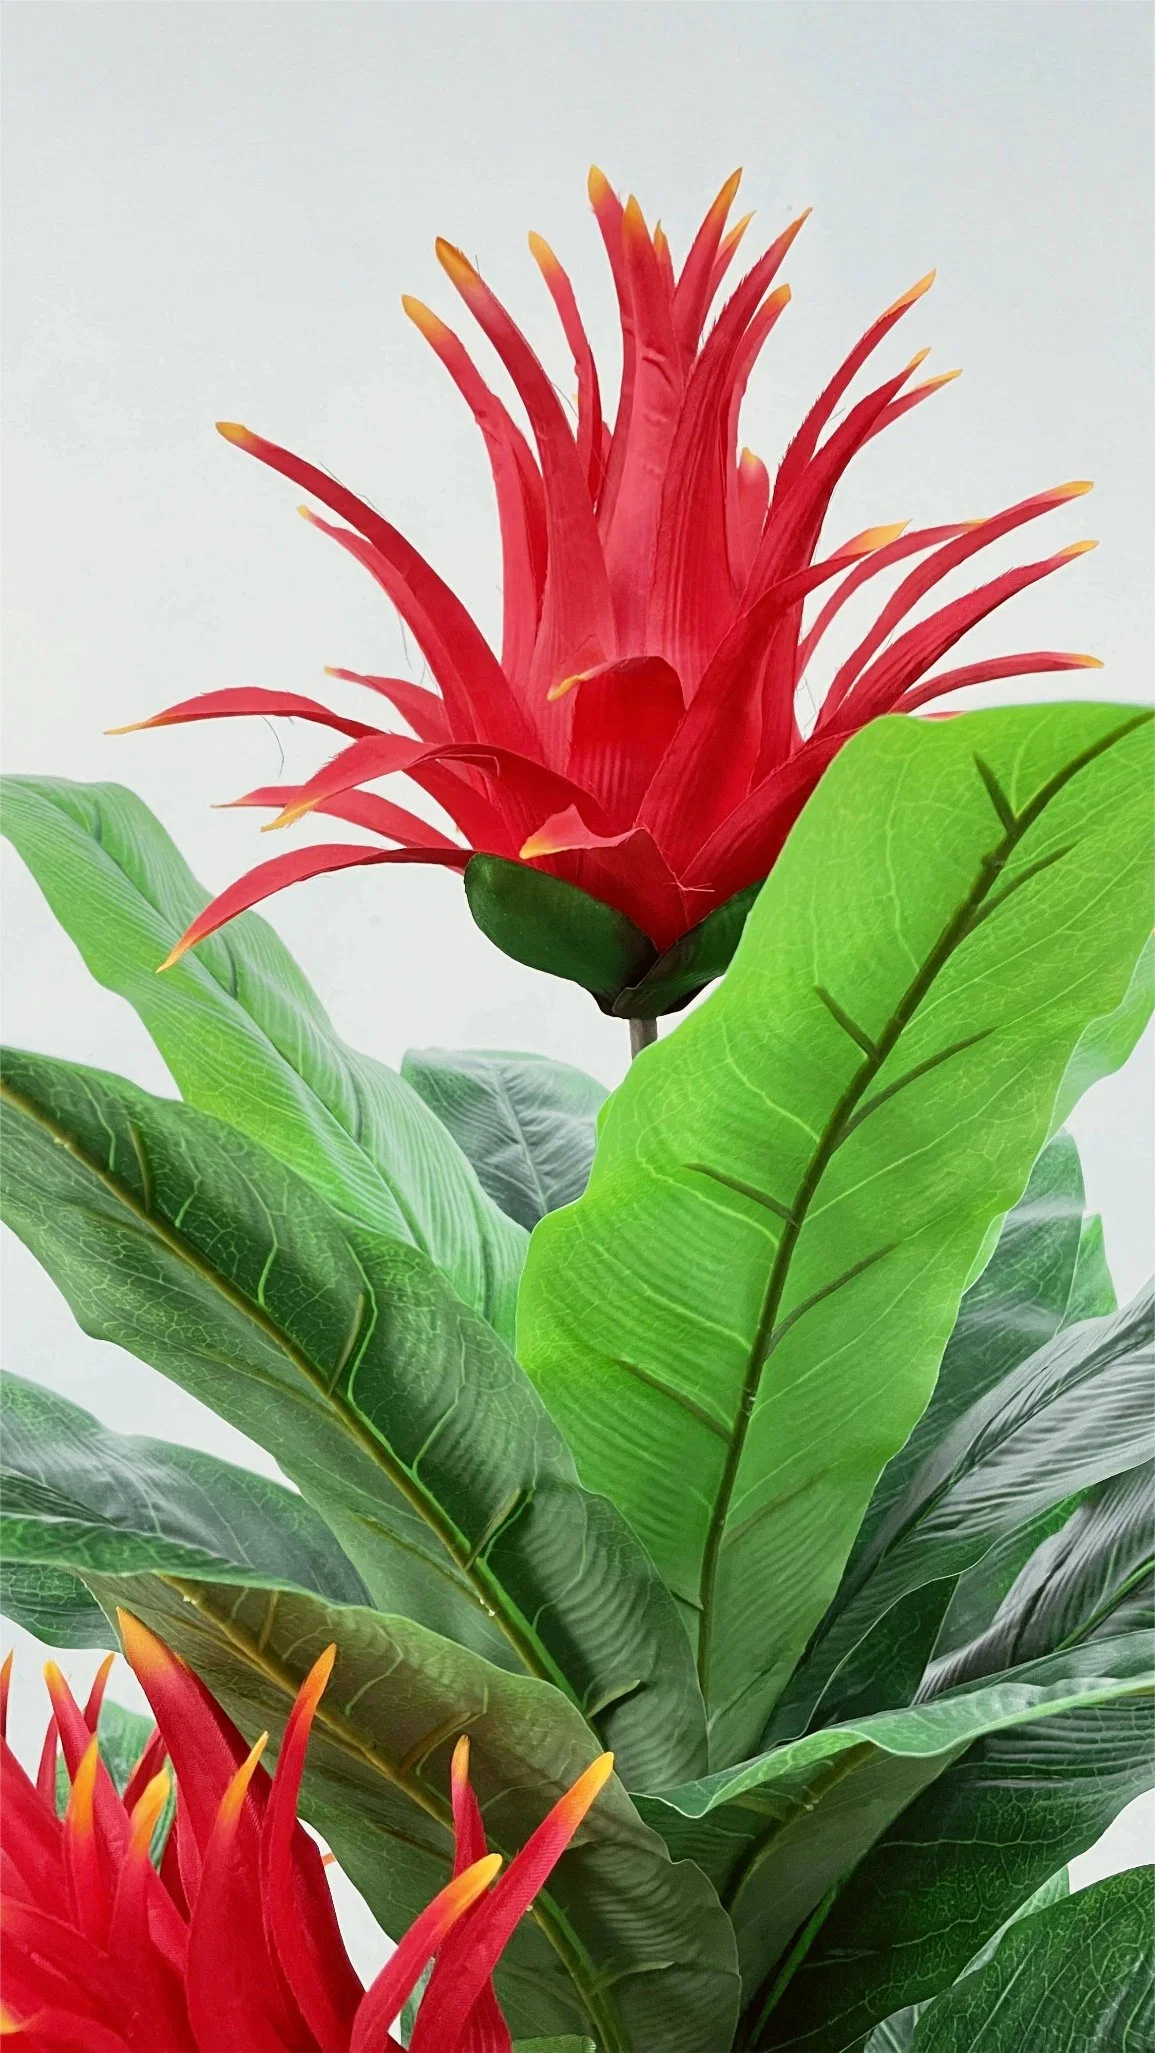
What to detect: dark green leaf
<box><xmin>464</xmin><ymin>856</ymin><xmax>655</xmax><ymax>1006</ymax></box>
<box><xmin>0</xmin><ymin>1371</ymin><xmax>371</xmax><ymax>1604</ymax></box>
<box><xmin>925</xmin><ymin>1464</ymin><xmax>1154</xmax><ymax>1691</ymax></box>
<box><xmin>861</xmin><ymin>1869</ymin><xmax>1069</xmax><ymax>2053</ymax></box>
<box><xmin>401</xmin><ymin>1048</ymin><xmax>608</xmax><ymax>1230</ymax></box>
<box><xmin>637</xmin><ymin>1636</ymin><xmax>1149</xmax><ymax>2007</ymax></box>
<box><xmin>81</xmin><ymin>1572</ymin><xmax>738</xmax><ymax>2053</ymax></box>
<box><xmin>610</xmin><ymin>883</ymin><xmax>763</xmax><ymax>1020</ymax></box>
<box><xmin>1061</xmin><ymin>1212</ymin><xmax>1118</xmax><ymax>1324</ymax></box>
<box><xmin>756</xmin><ymin>1646</ymin><xmax>1154</xmax><ymax>2049</ymax></box>
<box><xmin>1</xmin><ymin>777</ymin><xmax>525</xmax><ymax>1338</ymax></box>
<box><xmin>0</xmin><ymin>1049</ymin><xmax>707</xmax><ymax>1788</ymax></box>
<box><xmin>519</xmin><ymin>707</ymin><xmax>1155</xmax><ymax>1764</ymax></box>
<box><xmin>0</xmin><ymin>1559</ymin><xmax>113</xmax><ymax>1647</ymax></box>
<box><xmin>775</xmin><ymin>1287</ymin><xmax>1153</xmax><ymax>1733</ymax></box>
<box><xmin>908</xmin><ymin>1868</ymin><xmax>1153</xmax><ymax>2052</ymax></box>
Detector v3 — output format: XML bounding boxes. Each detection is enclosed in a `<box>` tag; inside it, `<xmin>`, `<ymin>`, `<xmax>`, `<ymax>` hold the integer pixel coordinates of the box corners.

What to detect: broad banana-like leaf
<box><xmin>519</xmin><ymin>706</ymin><xmax>1154</xmax><ymax>1762</ymax></box>
<box><xmin>81</xmin><ymin>1571</ymin><xmax>739</xmax><ymax>2053</ymax></box>
<box><xmin>402</xmin><ymin>1047</ymin><xmax>607</xmax><ymax>1229</ymax></box>
<box><xmin>861</xmin><ymin>1868</ymin><xmax>1070</xmax><ymax>2053</ymax></box>
<box><xmin>908</xmin><ymin>1868</ymin><xmax>1153</xmax><ymax>2052</ymax></box>
<box><xmin>1</xmin><ymin>776</ymin><xmax>525</xmax><ymax>1337</ymax></box>
<box><xmin>637</xmin><ymin>1637</ymin><xmax>1150</xmax><ymax>2003</ymax></box>
<box><xmin>0</xmin><ymin>1047</ymin><xmax>707</xmax><ymax>1788</ymax></box>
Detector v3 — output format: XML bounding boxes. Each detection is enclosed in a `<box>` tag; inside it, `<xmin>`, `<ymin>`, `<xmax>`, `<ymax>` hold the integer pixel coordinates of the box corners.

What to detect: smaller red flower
<box><xmin>0</xmin><ymin>1624</ymin><xmax>613</xmax><ymax>2052</ymax></box>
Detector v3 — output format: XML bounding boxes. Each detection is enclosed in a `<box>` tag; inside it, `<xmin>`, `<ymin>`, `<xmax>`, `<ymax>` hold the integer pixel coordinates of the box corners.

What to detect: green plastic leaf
<box><xmin>0</xmin><ymin>1559</ymin><xmax>113</xmax><ymax>1647</ymax></box>
<box><xmin>637</xmin><ymin>1636</ymin><xmax>1150</xmax><ymax>2008</ymax></box>
<box><xmin>925</xmin><ymin>1464</ymin><xmax>1154</xmax><ymax>1692</ymax></box>
<box><xmin>849</xmin><ymin>1129</ymin><xmax>1090</xmax><ymax>1568</ymax></box>
<box><xmin>776</xmin><ymin>1287</ymin><xmax>1153</xmax><ymax>1732</ymax></box>
<box><xmin>518</xmin><ymin>706</ymin><xmax>1155</xmax><ymax>1763</ymax></box>
<box><xmin>1050</xmin><ymin>931</ymin><xmax>1155</xmax><ymax>1136</ymax></box>
<box><xmin>757</xmin><ymin>1647</ymin><xmax>1154</xmax><ymax>2049</ymax></box>
<box><xmin>1062</xmin><ymin>1212</ymin><xmax>1118</xmax><ymax>1324</ymax></box>
<box><xmin>464</xmin><ymin>855</ymin><xmax>655</xmax><ymax>1004</ymax></box>
<box><xmin>81</xmin><ymin>1572</ymin><xmax>739</xmax><ymax>2053</ymax></box>
<box><xmin>401</xmin><ymin>1048</ymin><xmax>608</xmax><ymax>1230</ymax></box>
<box><xmin>908</xmin><ymin>1868</ymin><xmax>1153</xmax><ymax>2052</ymax></box>
<box><xmin>1</xmin><ymin>777</ymin><xmax>525</xmax><ymax>1340</ymax></box>
<box><xmin>0</xmin><ymin>1047</ymin><xmax>707</xmax><ymax>1789</ymax></box>
<box><xmin>610</xmin><ymin>883</ymin><xmax>763</xmax><ymax>1020</ymax></box>
<box><xmin>861</xmin><ymin>1868</ymin><xmax>1070</xmax><ymax>2053</ymax></box>
<box><xmin>0</xmin><ymin>1372</ymin><xmax>371</xmax><ymax>1605</ymax></box>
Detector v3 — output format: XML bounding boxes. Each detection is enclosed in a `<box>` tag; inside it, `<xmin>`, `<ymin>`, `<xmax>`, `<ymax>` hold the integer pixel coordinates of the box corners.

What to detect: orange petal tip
<box><xmin>104</xmin><ymin>718</ymin><xmax>152</xmax><ymax>736</ymax></box>
<box><xmin>1073</xmin><ymin>653</ymin><xmax>1104</xmax><ymax>667</ymax></box>
<box><xmin>155</xmin><ymin>942</ymin><xmax>188</xmax><ymax>973</ymax></box>
<box><xmin>1055</xmin><ymin>479</ymin><xmax>1094</xmax><ymax>500</ymax></box>
<box><xmin>1060</xmin><ymin>538</ymin><xmax>1098</xmax><ymax>558</ymax></box>
<box><xmin>587</xmin><ymin>165</ymin><xmax>612</xmax><ymax>206</ymax></box>
<box><xmin>916</xmin><ymin>368</ymin><xmax>962</xmax><ymax>392</ymax></box>
<box><xmin>904</xmin><ymin>347</ymin><xmax>932</xmax><ymax>374</ymax></box>
<box><xmin>216</xmin><ymin>421</ymin><xmax>256</xmax><ymax>448</ymax></box>
<box><xmin>401</xmin><ymin>294</ymin><xmax>445</xmax><ymax>341</ymax></box>
<box><xmin>527</xmin><ymin>230</ymin><xmax>559</xmax><ymax>272</ymax></box>
<box><xmin>884</xmin><ymin>268</ymin><xmax>936</xmax><ymax>319</ymax></box>
<box><xmin>546</xmin><ymin>670</ymin><xmax>584</xmax><ymax>702</ymax></box>
<box><xmin>848</xmin><ymin>521</ymin><xmax>910</xmax><ymax>556</ymax></box>
<box><xmin>435</xmin><ymin>238</ymin><xmax>477</xmax><ymax>287</ymax></box>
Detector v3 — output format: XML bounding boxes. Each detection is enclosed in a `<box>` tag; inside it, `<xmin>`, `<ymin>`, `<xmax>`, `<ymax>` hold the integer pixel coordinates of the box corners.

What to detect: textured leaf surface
<box><xmin>1050</xmin><ymin>931</ymin><xmax>1154</xmax><ymax>1136</ymax></box>
<box><xmin>1</xmin><ymin>776</ymin><xmax>525</xmax><ymax>1337</ymax></box>
<box><xmin>402</xmin><ymin>1048</ymin><xmax>608</xmax><ymax>1230</ymax></box>
<box><xmin>909</xmin><ymin>1868</ymin><xmax>1153</xmax><ymax>2052</ymax></box>
<box><xmin>778</xmin><ymin>1287</ymin><xmax>1153</xmax><ymax>1732</ymax></box>
<box><xmin>637</xmin><ymin>1638</ymin><xmax>1150</xmax><ymax>2004</ymax></box>
<box><xmin>0</xmin><ymin>1371</ymin><xmax>371</xmax><ymax>1602</ymax></box>
<box><xmin>861</xmin><ymin>1869</ymin><xmax>1070</xmax><ymax>2053</ymax></box>
<box><xmin>758</xmin><ymin>1643</ymin><xmax>1153</xmax><ymax>2048</ymax></box>
<box><xmin>81</xmin><ymin>1572</ymin><xmax>738</xmax><ymax>2053</ymax></box>
<box><xmin>925</xmin><ymin>1463</ymin><xmax>1154</xmax><ymax>1692</ymax></box>
<box><xmin>0</xmin><ymin>1559</ymin><xmax>113</xmax><ymax>1647</ymax></box>
<box><xmin>0</xmin><ymin>1048</ymin><xmax>707</xmax><ymax>1788</ymax></box>
<box><xmin>519</xmin><ymin>707</ymin><xmax>1154</xmax><ymax>1762</ymax></box>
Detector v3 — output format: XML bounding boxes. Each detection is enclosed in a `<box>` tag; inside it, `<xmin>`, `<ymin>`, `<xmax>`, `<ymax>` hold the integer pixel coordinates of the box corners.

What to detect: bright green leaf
<box><xmin>1050</xmin><ymin>932</ymin><xmax>1154</xmax><ymax>1136</ymax></box>
<box><xmin>0</xmin><ymin>1048</ymin><xmax>707</xmax><ymax>1788</ymax></box>
<box><xmin>519</xmin><ymin>706</ymin><xmax>1155</xmax><ymax>1762</ymax></box>
<box><xmin>401</xmin><ymin>1048</ymin><xmax>608</xmax><ymax>1230</ymax></box>
<box><xmin>1</xmin><ymin>776</ymin><xmax>525</xmax><ymax>1338</ymax></box>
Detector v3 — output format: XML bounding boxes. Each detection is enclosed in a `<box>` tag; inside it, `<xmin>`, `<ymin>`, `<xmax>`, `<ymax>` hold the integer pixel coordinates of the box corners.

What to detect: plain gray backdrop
<box><xmin>3</xmin><ymin>0</ymin><xmax>1152</xmax><ymax>1949</ymax></box>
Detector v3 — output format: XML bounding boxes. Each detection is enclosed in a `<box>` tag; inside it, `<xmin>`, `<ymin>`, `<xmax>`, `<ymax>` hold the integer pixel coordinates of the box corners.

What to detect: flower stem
<box><xmin>628</xmin><ymin>1017</ymin><xmax>658</xmax><ymax>1059</ymax></box>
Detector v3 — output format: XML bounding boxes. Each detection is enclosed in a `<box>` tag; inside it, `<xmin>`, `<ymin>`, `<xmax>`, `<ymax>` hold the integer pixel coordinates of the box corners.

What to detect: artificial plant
<box><xmin>1</xmin><ymin>171</ymin><xmax>1152</xmax><ymax>2053</ymax></box>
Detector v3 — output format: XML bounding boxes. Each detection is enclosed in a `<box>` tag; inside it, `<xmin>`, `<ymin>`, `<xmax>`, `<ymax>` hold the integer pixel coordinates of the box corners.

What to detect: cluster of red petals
<box><xmin>0</xmin><ymin>1623</ymin><xmax>612</xmax><ymax>2051</ymax></box>
<box><xmin>127</xmin><ymin>170</ymin><xmax>1101</xmax><ymax>968</ymax></box>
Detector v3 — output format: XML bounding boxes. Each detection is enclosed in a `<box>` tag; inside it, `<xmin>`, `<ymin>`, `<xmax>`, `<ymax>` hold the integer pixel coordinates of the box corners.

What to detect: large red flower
<box><xmin>125</xmin><ymin>171</ymin><xmax>1099</xmax><ymax>1017</ymax></box>
<box><xmin>0</xmin><ymin>1624</ymin><xmax>612</xmax><ymax>2051</ymax></box>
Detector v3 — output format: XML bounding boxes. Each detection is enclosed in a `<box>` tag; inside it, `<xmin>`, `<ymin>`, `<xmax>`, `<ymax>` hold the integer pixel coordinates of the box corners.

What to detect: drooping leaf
<box><xmin>849</xmin><ymin>1129</ymin><xmax>1090</xmax><ymax>1569</ymax></box>
<box><xmin>80</xmin><ymin>1570</ymin><xmax>739</xmax><ymax>2053</ymax></box>
<box><xmin>401</xmin><ymin>1047</ymin><xmax>608</xmax><ymax>1230</ymax></box>
<box><xmin>636</xmin><ymin>1636</ymin><xmax>1150</xmax><ymax>2006</ymax></box>
<box><xmin>518</xmin><ymin>706</ymin><xmax>1155</xmax><ymax>1763</ymax></box>
<box><xmin>756</xmin><ymin>1648</ymin><xmax>1154</xmax><ymax>2049</ymax></box>
<box><xmin>1</xmin><ymin>776</ymin><xmax>525</xmax><ymax>1339</ymax></box>
<box><xmin>775</xmin><ymin>1287</ymin><xmax>1153</xmax><ymax>1733</ymax></box>
<box><xmin>908</xmin><ymin>1867</ymin><xmax>1153</xmax><ymax>2053</ymax></box>
<box><xmin>0</xmin><ymin>1047</ymin><xmax>707</xmax><ymax>1788</ymax></box>
<box><xmin>924</xmin><ymin>1463</ymin><xmax>1154</xmax><ymax>1693</ymax></box>
<box><xmin>0</xmin><ymin>1371</ymin><xmax>371</xmax><ymax>1605</ymax></box>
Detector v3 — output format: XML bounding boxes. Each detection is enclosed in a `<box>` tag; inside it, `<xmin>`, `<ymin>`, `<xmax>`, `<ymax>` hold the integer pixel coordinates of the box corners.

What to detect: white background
<box><xmin>3</xmin><ymin>0</ymin><xmax>1152</xmax><ymax>1968</ymax></box>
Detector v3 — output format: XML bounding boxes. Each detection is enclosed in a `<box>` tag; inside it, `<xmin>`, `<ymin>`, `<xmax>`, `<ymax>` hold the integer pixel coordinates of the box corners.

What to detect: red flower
<box><xmin>0</xmin><ymin>1623</ymin><xmax>612</xmax><ymax>2051</ymax></box>
<box><xmin>123</xmin><ymin>171</ymin><xmax>1100</xmax><ymax>1015</ymax></box>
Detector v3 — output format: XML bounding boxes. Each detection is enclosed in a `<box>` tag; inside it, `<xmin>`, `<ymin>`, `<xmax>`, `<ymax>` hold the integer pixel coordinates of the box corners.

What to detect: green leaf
<box><xmin>0</xmin><ymin>1048</ymin><xmax>707</xmax><ymax>1789</ymax></box>
<box><xmin>0</xmin><ymin>1559</ymin><xmax>113</xmax><ymax>1647</ymax></box>
<box><xmin>861</xmin><ymin>1869</ymin><xmax>1070</xmax><ymax>2053</ymax></box>
<box><xmin>514</xmin><ymin>2042</ymin><xmax>597</xmax><ymax>2052</ymax></box>
<box><xmin>80</xmin><ymin>1572</ymin><xmax>739</xmax><ymax>2053</ymax></box>
<box><xmin>1</xmin><ymin>777</ymin><xmax>525</xmax><ymax>1339</ymax></box>
<box><xmin>636</xmin><ymin>1636</ymin><xmax>1149</xmax><ymax>2008</ymax></box>
<box><xmin>1061</xmin><ymin>1211</ymin><xmax>1118</xmax><ymax>1324</ymax></box>
<box><xmin>610</xmin><ymin>883</ymin><xmax>763</xmax><ymax>1020</ymax></box>
<box><xmin>908</xmin><ymin>1868</ymin><xmax>1153</xmax><ymax>2052</ymax></box>
<box><xmin>518</xmin><ymin>706</ymin><xmax>1155</xmax><ymax>1763</ymax></box>
<box><xmin>401</xmin><ymin>1048</ymin><xmax>608</xmax><ymax>1230</ymax></box>
<box><xmin>926</xmin><ymin>1464</ymin><xmax>1154</xmax><ymax>1691</ymax></box>
<box><xmin>0</xmin><ymin>1371</ymin><xmax>371</xmax><ymax>1605</ymax></box>
<box><xmin>1050</xmin><ymin>931</ymin><xmax>1155</xmax><ymax>1136</ymax></box>
<box><xmin>849</xmin><ymin>1129</ymin><xmax>1090</xmax><ymax>1570</ymax></box>
<box><xmin>464</xmin><ymin>856</ymin><xmax>656</xmax><ymax>1005</ymax></box>
<box><xmin>756</xmin><ymin>1646</ymin><xmax>1153</xmax><ymax>2049</ymax></box>
<box><xmin>775</xmin><ymin>1287</ymin><xmax>1153</xmax><ymax>1733</ymax></box>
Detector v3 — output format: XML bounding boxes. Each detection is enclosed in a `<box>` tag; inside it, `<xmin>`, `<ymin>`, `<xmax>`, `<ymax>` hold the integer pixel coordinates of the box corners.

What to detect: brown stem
<box><xmin>628</xmin><ymin>1017</ymin><xmax>659</xmax><ymax>1059</ymax></box>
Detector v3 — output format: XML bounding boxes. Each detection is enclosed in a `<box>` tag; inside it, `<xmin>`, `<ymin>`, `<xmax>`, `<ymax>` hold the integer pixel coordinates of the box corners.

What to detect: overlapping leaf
<box><xmin>402</xmin><ymin>1047</ymin><xmax>608</xmax><ymax>1229</ymax></box>
<box><xmin>637</xmin><ymin>1637</ymin><xmax>1151</xmax><ymax>2006</ymax></box>
<box><xmin>0</xmin><ymin>1047</ymin><xmax>707</xmax><ymax>1788</ymax></box>
<box><xmin>77</xmin><ymin>1571</ymin><xmax>738</xmax><ymax>2053</ymax></box>
<box><xmin>1</xmin><ymin>775</ymin><xmax>525</xmax><ymax>1337</ymax></box>
<box><xmin>519</xmin><ymin>706</ymin><xmax>1155</xmax><ymax>1762</ymax></box>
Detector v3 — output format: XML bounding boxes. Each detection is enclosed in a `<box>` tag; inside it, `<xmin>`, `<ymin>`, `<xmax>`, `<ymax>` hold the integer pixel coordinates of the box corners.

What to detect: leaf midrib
<box><xmin>0</xmin><ymin>1074</ymin><xmax>575</xmax><ymax>1709</ymax></box>
<box><xmin>694</xmin><ymin>714</ymin><xmax>1151</xmax><ymax>1710</ymax></box>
